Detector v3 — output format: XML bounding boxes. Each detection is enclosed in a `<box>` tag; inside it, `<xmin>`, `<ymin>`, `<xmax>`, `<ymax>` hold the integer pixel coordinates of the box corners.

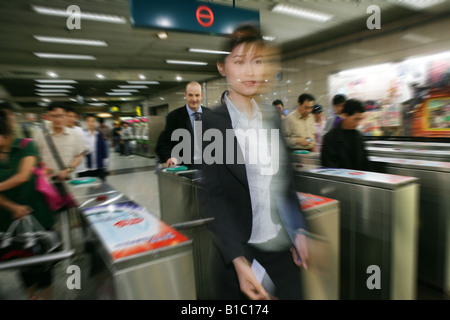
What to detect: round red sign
<box><xmin>196</xmin><ymin>5</ymin><xmax>214</xmax><ymax>27</ymax></box>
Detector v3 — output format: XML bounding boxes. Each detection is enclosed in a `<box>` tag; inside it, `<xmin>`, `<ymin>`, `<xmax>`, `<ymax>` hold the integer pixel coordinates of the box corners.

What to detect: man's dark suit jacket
<box><xmin>156</xmin><ymin>105</ymin><xmax>211</xmax><ymax>167</ymax></box>
<box><xmin>321</xmin><ymin>122</ymin><xmax>370</xmax><ymax>171</ymax></box>
<box><xmin>200</xmin><ymin>93</ymin><xmax>307</xmax><ymax>266</ymax></box>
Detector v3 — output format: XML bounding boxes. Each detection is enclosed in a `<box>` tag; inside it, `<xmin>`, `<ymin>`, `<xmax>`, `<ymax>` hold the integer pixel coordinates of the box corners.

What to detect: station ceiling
<box><xmin>0</xmin><ymin>0</ymin><xmax>449</xmax><ymax>110</ymax></box>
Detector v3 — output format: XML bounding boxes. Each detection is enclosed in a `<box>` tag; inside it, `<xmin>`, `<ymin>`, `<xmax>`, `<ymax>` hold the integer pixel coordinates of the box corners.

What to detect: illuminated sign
<box><xmin>130</xmin><ymin>0</ymin><xmax>260</xmax><ymax>35</ymax></box>
<box><xmin>196</xmin><ymin>6</ymin><xmax>214</xmax><ymax>27</ymax></box>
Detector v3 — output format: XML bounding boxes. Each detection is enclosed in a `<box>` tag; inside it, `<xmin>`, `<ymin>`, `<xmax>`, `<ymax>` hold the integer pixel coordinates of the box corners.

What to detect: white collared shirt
<box><xmin>224</xmin><ymin>93</ymin><xmax>281</xmax><ymax>244</ymax></box>
<box><xmin>33</xmin><ymin>125</ymin><xmax>85</xmax><ymax>175</ymax></box>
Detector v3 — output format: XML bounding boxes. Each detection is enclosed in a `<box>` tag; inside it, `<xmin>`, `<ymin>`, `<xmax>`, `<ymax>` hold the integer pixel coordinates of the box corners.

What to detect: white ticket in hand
<box><xmin>251</xmin><ymin>259</ymin><xmax>276</xmax><ymax>297</ymax></box>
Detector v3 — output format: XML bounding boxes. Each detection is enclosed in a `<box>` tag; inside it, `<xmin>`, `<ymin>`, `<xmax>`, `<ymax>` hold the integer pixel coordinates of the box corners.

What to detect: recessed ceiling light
<box><xmin>111</xmin><ymin>89</ymin><xmax>139</xmax><ymax>93</ymax></box>
<box><xmin>305</xmin><ymin>59</ymin><xmax>333</xmax><ymax>65</ymax></box>
<box><xmin>157</xmin><ymin>31</ymin><xmax>168</xmax><ymax>40</ymax></box>
<box><xmin>189</xmin><ymin>48</ymin><xmax>230</xmax><ymax>55</ymax></box>
<box><xmin>31</xmin><ymin>5</ymin><xmax>127</xmax><ymax>24</ymax></box>
<box><xmin>126</xmin><ymin>81</ymin><xmax>159</xmax><ymax>85</ymax></box>
<box><xmin>36</xmin><ymin>89</ymin><xmax>70</xmax><ymax>93</ymax></box>
<box><xmin>176</xmin><ymin>75</ymin><xmax>183</xmax><ymax>81</ymax></box>
<box><xmin>33</xmin><ymin>52</ymin><xmax>96</xmax><ymax>60</ymax></box>
<box><xmin>388</xmin><ymin>0</ymin><xmax>445</xmax><ymax>10</ymax></box>
<box><xmin>118</xmin><ymin>85</ymin><xmax>148</xmax><ymax>89</ymax></box>
<box><xmin>36</xmin><ymin>84</ymin><xmax>75</xmax><ymax>89</ymax></box>
<box><xmin>47</xmin><ymin>71</ymin><xmax>58</xmax><ymax>78</ymax></box>
<box><xmin>96</xmin><ymin>73</ymin><xmax>105</xmax><ymax>79</ymax></box>
<box><xmin>401</xmin><ymin>33</ymin><xmax>435</xmax><ymax>44</ymax></box>
<box><xmin>36</xmin><ymin>93</ymin><xmax>68</xmax><ymax>96</ymax></box>
<box><xmin>35</xmin><ymin>79</ymin><xmax>78</xmax><ymax>84</ymax></box>
<box><xmin>138</xmin><ymin>74</ymin><xmax>146</xmax><ymax>80</ymax></box>
<box><xmin>88</xmin><ymin>103</ymin><xmax>107</xmax><ymax>106</ymax></box>
<box><xmin>166</xmin><ymin>60</ymin><xmax>207</xmax><ymax>66</ymax></box>
<box><xmin>262</xmin><ymin>36</ymin><xmax>276</xmax><ymax>42</ymax></box>
<box><xmin>106</xmin><ymin>92</ymin><xmax>132</xmax><ymax>96</ymax></box>
<box><xmin>33</xmin><ymin>35</ymin><xmax>108</xmax><ymax>47</ymax></box>
<box><xmin>272</xmin><ymin>4</ymin><xmax>333</xmax><ymax>23</ymax></box>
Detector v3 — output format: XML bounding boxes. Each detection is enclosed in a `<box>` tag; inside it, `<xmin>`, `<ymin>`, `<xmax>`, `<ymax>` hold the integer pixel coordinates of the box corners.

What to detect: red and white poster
<box><xmin>83</xmin><ymin>201</ymin><xmax>189</xmax><ymax>260</ymax></box>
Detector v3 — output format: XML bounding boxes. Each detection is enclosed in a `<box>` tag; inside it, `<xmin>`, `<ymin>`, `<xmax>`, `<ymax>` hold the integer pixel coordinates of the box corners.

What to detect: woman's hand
<box><xmin>291</xmin><ymin>230</ymin><xmax>309</xmax><ymax>270</ymax></box>
<box><xmin>11</xmin><ymin>204</ymin><xmax>32</xmax><ymax>219</ymax></box>
<box><xmin>232</xmin><ymin>256</ymin><xmax>270</xmax><ymax>300</ymax></box>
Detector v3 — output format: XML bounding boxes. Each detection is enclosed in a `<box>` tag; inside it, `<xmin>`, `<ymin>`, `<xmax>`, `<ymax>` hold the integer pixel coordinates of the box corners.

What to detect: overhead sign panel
<box><xmin>130</xmin><ymin>0</ymin><xmax>260</xmax><ymax>35</ymax></box>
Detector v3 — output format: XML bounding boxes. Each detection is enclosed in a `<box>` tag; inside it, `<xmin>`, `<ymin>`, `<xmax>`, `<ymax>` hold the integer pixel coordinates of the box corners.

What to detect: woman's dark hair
<box><xmin>0</xmin><ymin>109</ymin><xmax>12</xmax><ymax>137</ymax></box>
<box><xmin>220</xmin><ymin>24</ymin><xmax>264</xmax><ymax>61</ymax></box>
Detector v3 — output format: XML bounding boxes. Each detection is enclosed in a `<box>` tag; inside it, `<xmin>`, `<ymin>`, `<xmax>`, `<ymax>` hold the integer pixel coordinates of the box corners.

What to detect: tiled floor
<box><xmin>0</xmin><ymin>150</ymin><xmax>449</xmax><ymax>300</ymax></box>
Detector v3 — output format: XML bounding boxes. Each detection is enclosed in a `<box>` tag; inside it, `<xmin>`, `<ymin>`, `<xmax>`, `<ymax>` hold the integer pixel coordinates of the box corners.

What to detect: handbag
<box><xmin>19</xmin><ymin>138</ymin><xmax>76</xmax><ymax>211</ymax></box>
<box><xmin>33</xmin><ymin>163</ymin><xmax>67</xmax><ymax>211</ymax></box>
<box><xmin>0</xmin><ymin>215</ymin><xmax>61</xmax><ymax>263</ymax></box>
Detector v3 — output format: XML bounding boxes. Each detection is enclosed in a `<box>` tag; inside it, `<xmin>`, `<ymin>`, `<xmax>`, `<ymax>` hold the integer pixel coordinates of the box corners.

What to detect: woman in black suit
<box><xmin>201</xmin><ymin>25</ymin><xmax>309</xmax><ymax>300</ymax></box>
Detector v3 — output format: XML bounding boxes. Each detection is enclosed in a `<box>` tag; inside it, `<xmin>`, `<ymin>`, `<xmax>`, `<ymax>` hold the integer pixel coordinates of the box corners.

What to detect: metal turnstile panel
<box><xmin>294</xmin><ymin>171</ymin><xmax>418</xmax><ymax>300</ymax></box>
<box><xmin>158</xmin><ymin>170</ymin><xmax>197</xmax><ymax>225</ymax></box>
<box><xmin>376</xmin><ymin>164</ymin><xmax>450</xmax><ymax>294</ymax></box>
<box><xmin>297</xmin><ymin>193</ymin><xmax>340</xmax><ymax>300</ymax></box>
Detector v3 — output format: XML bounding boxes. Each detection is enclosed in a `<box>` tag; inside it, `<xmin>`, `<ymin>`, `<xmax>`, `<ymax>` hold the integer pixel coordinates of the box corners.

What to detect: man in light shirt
<box><xmin>33</xmin><ymin>105</ymin><xmax>85</xmax><ymax>181</ymax></box>
<box><xmin>282</xmin><ymin>93</ymin><xmax>316</xmax><ymax>151</ymax></box>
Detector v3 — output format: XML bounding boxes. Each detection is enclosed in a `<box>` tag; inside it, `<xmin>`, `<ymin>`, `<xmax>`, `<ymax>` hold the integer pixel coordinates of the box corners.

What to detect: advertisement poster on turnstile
<box><xmin>296</xmin><ymin>192</ymin><xmax>340</xmax><ymax>300</ymax></box>
<box><xmin>82</xmin><ymin>201</ymin><xmax>189</xmax><ymax>260</ymax></box>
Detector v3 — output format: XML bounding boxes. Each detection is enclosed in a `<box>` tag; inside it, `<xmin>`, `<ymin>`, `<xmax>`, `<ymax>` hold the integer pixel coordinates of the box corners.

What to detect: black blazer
<box><xmin>156</xmin><ymin>105</ymin><xmax>211</xmax><ymax>166</ymax></box>
<box><xmin>201</xmin><ymin>93</ymin><xmax>307</xmax><ymax>265</ymax></box>
<box><xmin>321</xmin><ymin>122</ymin><xmax>370</xmax><ymax>171</ymax></box>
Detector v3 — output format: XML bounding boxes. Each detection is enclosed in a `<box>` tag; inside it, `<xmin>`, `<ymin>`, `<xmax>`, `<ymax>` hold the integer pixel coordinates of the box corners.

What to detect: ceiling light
<box><xmin>272</xmin><ymin>4</ymin><xmax>333</xmax><ymax>23</ymax></box>
<box><xmin>126</xmin><ymin>81</ymin><xmax>160</xmax><ymax>85</ymax></box>
<box><xmin>111</xmin><ymin>89</ymin><xmax>139</xmax><ymax>93</ymax></box>
<box><xmin>97</xmin><ymin>113</ymin><xmax>113</xmax><ymax>118</ymax></box>
<box><xmin>96</xmin><ymin>73</ymin><xmax>105</xmax><ymax>79</ymax></box>
<box><xmin>31</xmin><ymin>5</ymin><xmax>126</xmax><ymax>24</ymax></box>
<box><xmin>47</xmin><ymin>71</ymin><xmax>58</xmax><ymax>77</ymax></box>
<box><xmin>401</xmin><ymin>33</ymin><xmax>435</xmax><ymax>44</ymax></box>
<box><xmin>88</xmin><ymin>103</ymin><xmax>107</xmax><ymax>106</ymax></box>
<box><xmin>36</xmin><ymin>84</ymin><xmax>75</xmax><ymax>89</ymax></box>
<box><xmin>305</xmin><ymin>58</ymin><xmax>333</xmax><ymax>65</ymax></box>
<box><xmin>189</xmin><ymin>48</ymin><xmax>230</xmax><ymax>55</ymax></box>
<box><xmin>42</xmin><ymin>99</ymin><xmax>51</xmax><ymax>102</ymax></box>
<box><xmin>35</xmin><ymin>79</ymin><xmax>78</xmax><ymax>84</ymax></box>
<box><xmin>106</xmin><ymin>92</ymin><xmax>132</xmax><ymax>96</ymax></box>
<box><xmin>388</xmin><ymin>0</ymin><xmax>445</xmax><ymax>10</ymax></box>
<box><xmin>138</xmin><ymin>74</ymin><xmax>146</xmax><ymax>80</ymax></box>
<box><xmin>34</xmin><ymin>52</ymin><xmax>96</xmax><ymax>60</ymax></box>
<box><xmin>36</xmin><ymin>89</ymin><xmax>70</xmax><ymax>93</ymax></box>
<box><xmin>262</xmin><ymin>36</ymin><xmax>276</xmax><ymax>42</ymax></box>
<box><xmin>176</xmin><ymin>75</ymin><xmax>183</xmax><ymax>81</ymax></box>
<box><xmin>36</xmin><ymin>93</ymin><xmax>68</xmax><ymax>96</ymax></box>
<box><xmin>118</xmin><ymin>85</ymin><xmax>148</xmax><ymax>89</ymax></box>
<box><xmin>166</xmin><ymin>60</ymin><xmax>208</xmax><ymax>66</ymax></box>
<box><xmin>348</xmin><ymin>48</ymin><xmax>378</xmax><ymax>55</ymax></box>
<box><xmin>157</xmin><ymin>32</ymin><xmax>168</xmax><ymax>40</ymax></box>
<box><xmin>33</xmin><ymin>35</ymin><xmax>108</xmax><ymax>46</ymax></box>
